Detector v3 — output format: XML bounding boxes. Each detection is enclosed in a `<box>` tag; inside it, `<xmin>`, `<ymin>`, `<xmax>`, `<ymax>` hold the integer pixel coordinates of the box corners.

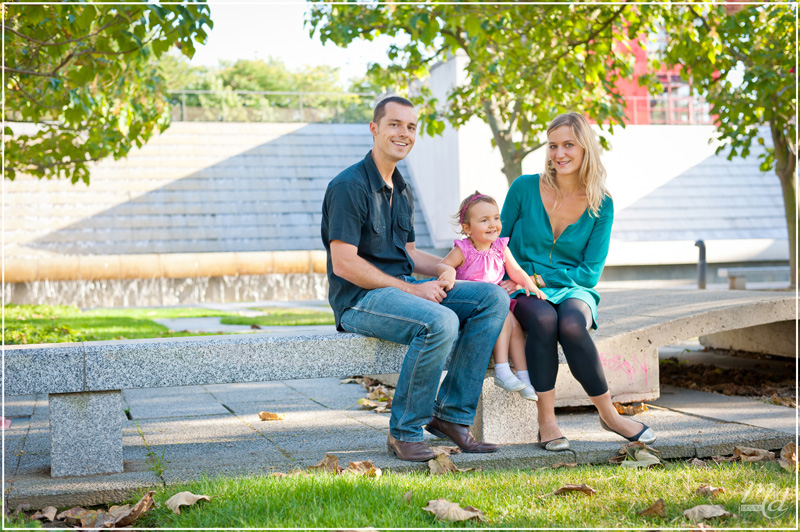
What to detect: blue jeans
<box><xmin>340</xmin><ymin>278</ymin><xmax>508</xmax><ymax>442</ymax></box>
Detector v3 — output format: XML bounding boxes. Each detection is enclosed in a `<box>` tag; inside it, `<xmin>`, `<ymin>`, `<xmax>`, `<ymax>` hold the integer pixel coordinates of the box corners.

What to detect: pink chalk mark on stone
<box><xmin>1</xmin><ymin>417</ymin><xmax>10</xmax><ymax>429</ymax></box>
<box><xmin>599</xmin><ymin>351</ymin><xmax>650</xmax><ymax>388</ymax></box>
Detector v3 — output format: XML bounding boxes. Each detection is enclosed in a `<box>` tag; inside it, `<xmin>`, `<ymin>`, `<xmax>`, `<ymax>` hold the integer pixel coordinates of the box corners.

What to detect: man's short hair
<box><xmin>373</xmin><ymin>96</ymin><xmax>414</xmax><ymax>124</ymax></box>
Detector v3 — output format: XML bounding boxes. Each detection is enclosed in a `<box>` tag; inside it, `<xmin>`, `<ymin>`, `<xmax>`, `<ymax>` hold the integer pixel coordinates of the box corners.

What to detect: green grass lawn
<box><xmin>2</xmin><ymin>304</ymin><xmax>328</xmax><ymax>344</ymax></box>
<box><xmin>220</xmin><ymin>307</ymin><xmax>334</xmax><ymax>327</ymax></box>
<box><xmin>119</xmin><ymin>461</ymin><xmax>795</xmax><ymax>528</ymax></box>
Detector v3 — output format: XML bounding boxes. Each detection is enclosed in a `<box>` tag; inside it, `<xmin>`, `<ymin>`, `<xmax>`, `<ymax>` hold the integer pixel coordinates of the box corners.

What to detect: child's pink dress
<box><xmin>454</xmin><ymin>237</ymin><xmax>516</xmax><ymax>310</ymax></box>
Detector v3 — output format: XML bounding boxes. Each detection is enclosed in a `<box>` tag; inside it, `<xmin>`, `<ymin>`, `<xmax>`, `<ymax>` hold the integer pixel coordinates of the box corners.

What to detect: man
<box><xmin>320</xmin><ymin>96</ymin><xmax>508</xmax><ymax>461</ymax></box>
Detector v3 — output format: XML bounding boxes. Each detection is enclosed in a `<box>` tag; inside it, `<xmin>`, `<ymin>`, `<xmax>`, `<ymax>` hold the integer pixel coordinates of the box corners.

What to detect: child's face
<box><xmin>463</xmin><ymin>201</ymin><xmax>502</xmax><ymax>246</ymax></box>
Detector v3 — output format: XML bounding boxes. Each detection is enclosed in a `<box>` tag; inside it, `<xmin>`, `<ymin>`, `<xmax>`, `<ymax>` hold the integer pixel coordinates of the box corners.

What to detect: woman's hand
<box><xmin>522</xmin><ymin>276</ymin><xmax>547</xmax><ymax>300</ymax></box>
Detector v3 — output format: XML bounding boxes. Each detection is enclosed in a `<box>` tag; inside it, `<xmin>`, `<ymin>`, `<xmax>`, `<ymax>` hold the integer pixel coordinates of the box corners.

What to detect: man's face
<box><xmin>369</xmin><ymin>102</ymin><xmax>417</xmax><ymax>164</ymax></box>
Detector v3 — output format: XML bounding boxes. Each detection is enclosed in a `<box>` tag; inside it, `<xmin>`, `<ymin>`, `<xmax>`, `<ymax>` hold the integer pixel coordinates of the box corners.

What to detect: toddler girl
<box><xmin>435</xmin><ymin>192</ymin><xmax>546</xmax><ymax>400</ymax></box>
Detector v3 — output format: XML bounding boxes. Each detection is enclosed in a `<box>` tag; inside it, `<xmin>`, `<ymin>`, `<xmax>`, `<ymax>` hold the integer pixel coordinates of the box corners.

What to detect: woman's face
<box><xmin>548</xmin><ymin>125</ymin><xmax>585</xmax><ymax>179</ymax></box>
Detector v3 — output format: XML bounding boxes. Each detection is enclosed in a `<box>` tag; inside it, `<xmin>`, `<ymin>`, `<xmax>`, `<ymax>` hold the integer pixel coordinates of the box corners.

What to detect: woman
<box><xmin>499</xmin><ymin>112</ymin><xmax>655</xmax><ymax>450</ymax></box>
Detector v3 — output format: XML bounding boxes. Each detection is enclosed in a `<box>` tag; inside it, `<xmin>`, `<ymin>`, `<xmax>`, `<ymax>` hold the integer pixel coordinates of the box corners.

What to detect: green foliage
<box><xmin>661</xmin><ymin>2</ymin><xmax>797</xmax><ymax>283</ymax></box>
<box><xmin>4</xmin><ymin>0</ymin><xmax>213</xmax><ymax>184</ymax></box>
<box><xmin>307</xmin><ymin>0</ymin><xmax>663</xmax><ymax>182</ymax></box>
<box><xmin>134</xmin><ymin>462</ymin><xmax>795</xmax><ymax>528</ymax></box>
<box><xmin>662</xmin><ymin>3</ymin><xmax>796</xmax><ymax>174</ymax></box>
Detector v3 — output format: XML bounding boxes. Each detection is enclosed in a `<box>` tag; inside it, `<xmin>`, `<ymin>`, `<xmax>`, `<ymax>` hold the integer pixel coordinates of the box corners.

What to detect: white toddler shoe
<box><xmin>519</xmin><ymin>385</ymin><xmax>538</xmax><ymax>401</ymax></box>
<box><xmin>493</xmin><ymin>373</ymin><xmax>526</xmax><ymax>392</ymax></box>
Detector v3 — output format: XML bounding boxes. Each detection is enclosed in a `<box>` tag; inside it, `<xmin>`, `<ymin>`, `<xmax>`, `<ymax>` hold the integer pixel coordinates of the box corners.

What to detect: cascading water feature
<box><xmin>5</xmin><ymin>274</ymin><xmax>329</xmax><ymax>308</ymax></box>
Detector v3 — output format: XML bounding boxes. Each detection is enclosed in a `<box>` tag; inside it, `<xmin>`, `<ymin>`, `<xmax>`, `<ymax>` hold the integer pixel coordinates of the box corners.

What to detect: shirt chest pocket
<box><xmin>361</xmin><ymin>218</ymin><xmax>386</xmax><ymax>253</ymax></box>
<box><xmin>393</xmin><ymin>215</ymin><xmax>412</xmax><ymax>248</ymax></box>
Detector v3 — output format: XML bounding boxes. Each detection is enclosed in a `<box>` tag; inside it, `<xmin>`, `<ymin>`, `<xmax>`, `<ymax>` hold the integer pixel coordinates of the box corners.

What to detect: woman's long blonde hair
<box><xmin>541</xmin><ymin>112</ymin><xmax>610</xmax><ymax>217</ymax></box>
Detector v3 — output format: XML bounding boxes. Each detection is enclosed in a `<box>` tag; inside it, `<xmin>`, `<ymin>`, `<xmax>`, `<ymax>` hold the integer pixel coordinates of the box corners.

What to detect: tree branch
<box><xmin>11</xmin><ymin>82</ymin><xmax>60</xmax><ymax>109</ymax></box>
<box><xmin>1</xmin><ymin>15</ymin><xmax>123</xmax><ymax>47</ymax></box>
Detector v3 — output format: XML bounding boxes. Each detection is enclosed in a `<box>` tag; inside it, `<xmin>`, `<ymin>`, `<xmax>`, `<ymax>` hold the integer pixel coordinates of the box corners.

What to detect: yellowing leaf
<box><xmin>778</xmin><ymin>442</ymin><xmax>797</xmax><ymax>471</ymax></box>
<box><xmin>165</xmin><ymin>491</ymin><xmax>211</xmax><ymax>515</ymax></box>
<box><xmin>258</xmin><ymin>411</ymin><xmax>286</xmax><ymax>421</ymax></box>
<box><xmin>697</xmin><ymin>484</ymin><xmax>725</xmax><ymax>498</ymax></box>
<box><xmin>32</xmin><ymin>506</ymin><xmax>57</xmax><ymax>521</ymax></box>
<box><xmin>423</xmin><ymin>498</ymin><xmax>485</xmax><ymax>522</ymax></box>
<box><xmin>345</xmin><ymin>460</ymin><xmax>382</xmax><ymax>478</ymax></box>
<box><xmin>733</xmin><ymin>446</ymin><xmax>774</xmax><ymax>462</ymax></box>
<box><xmin>638</xmin><ymin>498</ymin><xmax>666</xmax><ymax>517</ymax></box>
<box><xmin>690</xmin><ymin>458</ymin><xmax>709</xmax><ymax>468</ymax></box>
<box><xmin>614</xmin><ymin>401</ymin><xmax>648</xmax><ymax>416</ymax></box>
<box><xmin>683</xmin><ymin>504</ymin><xmax>730</xmax><ymax>522</ymax></box>
<box><xmin>307</xmin><ymin>453</ymin><xmax>343</xmax><ymax>474</ymax></box>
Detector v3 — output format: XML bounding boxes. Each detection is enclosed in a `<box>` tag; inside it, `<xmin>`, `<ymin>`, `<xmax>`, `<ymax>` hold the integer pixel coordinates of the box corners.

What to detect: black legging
<box><xmin>512</xmin><ymin>296</ymin><xmax>609</xmax><ymax>397</ymax></box>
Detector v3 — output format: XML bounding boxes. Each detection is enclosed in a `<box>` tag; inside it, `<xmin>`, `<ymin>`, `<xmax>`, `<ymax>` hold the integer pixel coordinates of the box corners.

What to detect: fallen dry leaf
<box><xmin>165</xmin><ymin>491</ymin><xmax>211</xmax><ymax>515</ymax></box>
<box><xmin>358</xmin><ymin>398</ymin><xmax>383</xmax><ymax>409</ymax></box>
<box><xmin>614</xmin><ymin>401</ymin><xmax>648</xmax><ymax>416</ymax></box>
<box><xmin>697</xmin><ymin>484</ymin><xmax>725</xmax><ymax>498</ymax></box>
<box><xmin>32</xmin><ymin>506</ymin><xmax>57</xmax><ymax>521</ymax></box>
<box><xmin>683</xmin><ymin>504</ymin><xmax>730</xmax><ymax>522</ymax></box>
<box><xmin>403</xmin><ymin>491</ymin><xmax>413</xmax><ymax>504</ymax></box>
<box><xmin>690</xmin><ymin>458</ymin><xmax>709</xmax><ymax>469</ymax></box>
<box><xmin>112</xmin><ymin>490</ymin><xmax>155</xmax><ymax>527</ymax></box>
<box><xmin>546</xmin><ymin>483</ymin><xmax>598</xmax><ymax>497</ymax></box>
<box><xmin>638</xmin><ymin>498</ymin><xmax>666</xmax><ymax>518</ymax></box>
<box><xmin>345</xmin><ymin>460</ymin><xmax>382</xmax><ymax>478</ymax></box>
<box><xmin>551</xmin><ymin>461</ymin><xmax>578</xmax><ymax>469</ymax></box>
<box><xmin>258</xmin><ymin>411</ymin><xmax>286</xmax><ymax>421</ymax></box>
<box><xmin>307</xmin><ymin>453</ymin><xmax>343</xmax><ymax>474</ymax></box>
<box><xmin>55</xmin><ymin>507</ymin><xmax>96</xmax><ymax>527</ymax></box>
<box><xmin>620</xmin><ymin>448</ymin><xmax>662</xmax><ymax>469</ymax></box>
<box><xmin>340</xmin><ymin>377</ymin><xmax>362</xmax><ymax>384</ymax></box>
<box><xmin>431</xmin><ymin>446</ymin><xmax>461</xmax><ymax>456</ymax></box>
<box><xmin>778</xmin><ymin>442</ymin><xmax>797</xmax><ymax>472</ymax></box>
<box><xmin>733</xmin><ymin>446</ymin><xmax>774</xmax><ymax>462</ymax></box>
<box><xmin>368</xmin><ymin>385</ymin><xmax>394</xmax><ymax>401</ymax></box>
<box><xmin>711</xmin><ymin>454</ymin><xmax>738</xmax><ymax>464</ymax></box>
<box><xmin>428</xmin><ymin>452</ymin><xmax>459</xmax><ymax>475</ymax></box>
<box><xmin>271</xmin><ymin>469</ymin><xmax>308</xmax><ymax>478</ymax></box>
<box><xmin>423</xmin><ymin>498</ymin><xmax>485</xmax><ymax>522</ymax></box>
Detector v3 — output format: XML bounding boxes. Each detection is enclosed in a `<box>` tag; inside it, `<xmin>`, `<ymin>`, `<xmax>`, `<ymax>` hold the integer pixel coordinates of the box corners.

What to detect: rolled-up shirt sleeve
<box><xmin>323</xmin><ymin>182</ymin><xmax>367</xmax><ymax>247</ymax></box>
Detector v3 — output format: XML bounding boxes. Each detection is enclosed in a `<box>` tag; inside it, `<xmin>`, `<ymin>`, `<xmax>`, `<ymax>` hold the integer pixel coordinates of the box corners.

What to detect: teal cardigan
<box><xmin>500</xmin><ymin>174</ymin><xmax>614</xmax><ymax>328</ymax></box>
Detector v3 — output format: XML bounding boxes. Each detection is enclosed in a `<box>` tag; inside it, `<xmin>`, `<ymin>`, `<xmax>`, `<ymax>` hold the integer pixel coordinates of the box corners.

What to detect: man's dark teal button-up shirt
<box><xmin>321</xmin><ymin>151</ymin><xmax>417</xmax><ymax>329</ymax></box>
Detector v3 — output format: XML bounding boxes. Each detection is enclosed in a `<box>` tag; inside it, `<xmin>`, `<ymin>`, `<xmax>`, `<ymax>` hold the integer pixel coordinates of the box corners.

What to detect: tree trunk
<box><xmin>771</xmin><ymin>121</ymin><xmax>797</xmax><ymax>287</ymax></box>
<box><xmin>777</xmin><ymin>171</ymin><xmax>796</xmax><ymax>288</ymax></box>
<box><xmin>480</xmin><ymin>99</ymin><xmax>523</xmax><ymax>187</ymax></box>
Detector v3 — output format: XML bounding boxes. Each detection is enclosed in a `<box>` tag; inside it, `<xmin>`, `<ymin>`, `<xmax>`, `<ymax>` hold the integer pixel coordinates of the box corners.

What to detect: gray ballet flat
<box><xmin>519</xmin><ymin>385</ymin><xmax>538</xmax><ymax>401</ymax></box>
<box><xmin>600</xmin><ymin>417</ymin><xmax>656</xmax><ymax>445</ymax></box>
<box><xmin>538</xmin><ymin>430</ymin><xmax>570</xmax><ymax>451</ymax></box>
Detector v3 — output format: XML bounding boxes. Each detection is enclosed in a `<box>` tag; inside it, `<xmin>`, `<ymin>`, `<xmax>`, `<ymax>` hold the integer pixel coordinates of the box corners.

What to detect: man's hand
<box><xmin>408</xmin><ymin>279</ymin><xmax>449</xmax><ymax>303</ymax></box>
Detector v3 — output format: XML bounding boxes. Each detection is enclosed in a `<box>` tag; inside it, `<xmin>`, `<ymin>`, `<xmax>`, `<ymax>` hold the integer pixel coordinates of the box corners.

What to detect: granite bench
<box><xmin>718</xmin><ymin>266</ymin><xmax>791</xmax><ymax>290</ymax></box>
<box><xmin>4</xmin><ymin>289</ymin><xmax>795</xmax><ymax>478</ymax></box>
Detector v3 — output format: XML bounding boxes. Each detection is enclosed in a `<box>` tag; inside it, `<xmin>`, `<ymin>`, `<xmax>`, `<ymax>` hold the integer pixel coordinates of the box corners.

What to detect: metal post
<box><xmin>181</xmin><ymin>91</ymin><xmax>186</xmax><ymax>122</ymax></box>
<box><xmin>298</xmin><ymin>93</ymin><xmax>304</xmax><ymax>122</ymax></box>
<box><xmin>695</xmin><ymin>240</ymin><xmax>707</xmax><ymax>289</ymax></box>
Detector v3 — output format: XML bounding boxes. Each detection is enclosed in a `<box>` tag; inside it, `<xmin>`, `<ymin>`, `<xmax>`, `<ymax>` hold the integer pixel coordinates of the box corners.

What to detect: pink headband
<box><xmin>460</xmin><ymin>194</ymin><xmax>487</xmax><ymax>223</ymax></box>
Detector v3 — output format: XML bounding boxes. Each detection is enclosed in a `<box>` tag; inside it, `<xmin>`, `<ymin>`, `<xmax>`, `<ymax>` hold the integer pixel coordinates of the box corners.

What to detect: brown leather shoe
<box><xmin>387</xmin><ymin>433</ymin><xmax>436</xmax><ymax>462</ymax></box>
<box><xmin>425</xmin><ymin>417</ymin><xmax>499</xmax><ymax>453</ymax></box>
